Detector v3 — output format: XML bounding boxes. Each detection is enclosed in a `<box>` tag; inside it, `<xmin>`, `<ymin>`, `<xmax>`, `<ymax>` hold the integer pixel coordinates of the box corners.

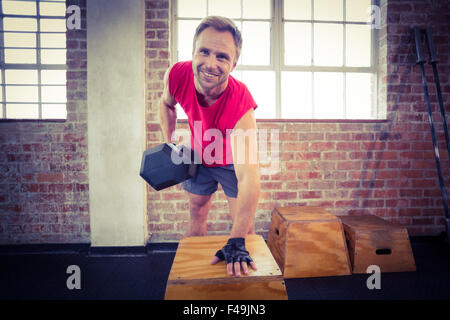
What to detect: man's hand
<box><xmin>210</xmin><ymin>238</ymin><xmax>258</xmax><ymax>277</ymax></box>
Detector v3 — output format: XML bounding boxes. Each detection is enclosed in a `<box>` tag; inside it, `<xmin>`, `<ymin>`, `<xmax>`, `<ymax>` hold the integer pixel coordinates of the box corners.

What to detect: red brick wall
<box><xmin>1</xmin><ymin>0</ymin><xmax>448</xmax><ymax>245</ymax></box>
<box><xmin>144</xmin><ymin>0</ymin><xmax>450</xmax><ymax>241</ymax></box>
<box><xmin>0</xmin><ymin>0</ymin><xmax>89</xmax><ymax>244</ymax></box>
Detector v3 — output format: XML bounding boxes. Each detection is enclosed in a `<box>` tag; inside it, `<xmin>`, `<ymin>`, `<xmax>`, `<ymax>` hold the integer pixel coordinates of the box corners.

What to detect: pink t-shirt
<box><xmin>169</xmin><ymin>61</ymin><xmax>257</xmax><ymax>167</ymax></box>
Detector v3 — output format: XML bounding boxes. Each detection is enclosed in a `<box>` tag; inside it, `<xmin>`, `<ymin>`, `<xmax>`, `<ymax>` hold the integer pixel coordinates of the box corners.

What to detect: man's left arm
<box><xmin>210</xmin><ymin>108</ymin><xmax>260</xmax><ymax>276</ymax></box>
<box><xmin>229</xmin><ymin>108</ymin><xmax>260</xmax><ymax>238</ymax></box>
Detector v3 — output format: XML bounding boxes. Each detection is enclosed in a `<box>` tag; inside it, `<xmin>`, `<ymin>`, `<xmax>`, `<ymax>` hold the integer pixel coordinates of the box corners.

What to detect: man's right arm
<box><xmin>160</xmin><ymin>66</ymin><xmax>178</xmax><ymax>143</ymax></box>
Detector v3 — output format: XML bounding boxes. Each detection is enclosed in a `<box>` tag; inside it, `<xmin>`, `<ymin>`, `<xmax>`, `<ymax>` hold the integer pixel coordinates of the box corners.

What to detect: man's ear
<box><xmin>231</xmin><ymin>59</ymin><xmax>238</xmax><ymax>72</ymax></box>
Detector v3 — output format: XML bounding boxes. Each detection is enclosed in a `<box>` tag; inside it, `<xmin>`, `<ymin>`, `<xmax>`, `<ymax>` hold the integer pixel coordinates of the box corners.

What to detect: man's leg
<box><xmin>226</xmin><ymin>195</ymin><xmax>256</xmax><ymax>235</ymax></box>
<box><xmin>187</xmin><ymin>192</ymin><xmax>214</xmax><ymax>236</ymax></box>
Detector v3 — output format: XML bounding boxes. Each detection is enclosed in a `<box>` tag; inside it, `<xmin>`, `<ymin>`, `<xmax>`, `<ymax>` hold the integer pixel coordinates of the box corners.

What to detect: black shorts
<box><xmin>182</xmin><ymin>164</ymin><xmax>238</xmax><ymax>198</ymax></box>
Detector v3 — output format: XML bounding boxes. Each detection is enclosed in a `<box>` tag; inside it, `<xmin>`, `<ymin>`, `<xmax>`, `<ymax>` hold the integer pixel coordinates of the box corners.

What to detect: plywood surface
<box><xmin>267</xmin><ymin>210</ymin><xmax>288</xmax><ymax>272</ymax></box>
<box><xmin>339</xmin><ymin>215</ymin><xmax>403</xmax><ymax>231</ymax></box>
<box><xmin>340</xmin><ymin>215</ymin><xmax>416</xmax><ymax>273</ymax></box>
<box><xmin>165</xmin><ymin>281</ymin><xmax>287</xmax><ymax>300</ymax></box>
<box><xmin>167</xmin><ymin>234</ymin><xmax>283</xmax><ymax>285</ymax></box>
<box><xmin>284</xmin><ymin>221</ymin><xmax>351</xmax><ymax>278</ymax></box>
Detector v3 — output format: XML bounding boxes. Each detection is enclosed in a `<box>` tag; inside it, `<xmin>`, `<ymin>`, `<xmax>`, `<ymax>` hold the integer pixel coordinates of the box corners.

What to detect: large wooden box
<box><xmin>267</xmin><ymin>206</ymin><xmax>351</xmax><ymax>278</ymax></box>
<box><xmin>339</xmin><ymin>215</ymin><xmax>416</xmax><ymax>273</ymax></box>
<box><xmin>164</xmin><ymin>234</ymin><xmax>288</xmax><ymax>300</ymax></box>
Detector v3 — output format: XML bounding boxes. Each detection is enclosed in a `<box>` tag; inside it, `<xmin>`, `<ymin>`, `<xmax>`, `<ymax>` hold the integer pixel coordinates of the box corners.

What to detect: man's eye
<box><xmin>200</xmin><ymin>49</ymin><xmax>209</xmax><ymax>55</ymax></box>
<box><xmin>217</xmin><ymin>55</ymin><xmax>227</xmax><ymax>60</ymax></box>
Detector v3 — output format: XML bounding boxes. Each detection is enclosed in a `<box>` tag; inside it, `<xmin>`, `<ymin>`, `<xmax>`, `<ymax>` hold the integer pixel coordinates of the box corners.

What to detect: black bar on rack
<box><xmin>413</xmin><ymin>27</ymin><xmax>450</xmax><ymax>224</ymax></box>
<box><xmin>414</xmin><ymin>27</ymin><xmax>426</xmax><ymax>63</ymax></box>
<box><xmin>425</xmin><ymin>27</ymin><xmax>450</xmax><ymax>161</ymax></box>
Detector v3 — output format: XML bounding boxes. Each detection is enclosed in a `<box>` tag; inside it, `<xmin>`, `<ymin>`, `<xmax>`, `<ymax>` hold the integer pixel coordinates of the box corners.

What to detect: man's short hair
<box><xmin>193</xmin><ymin>16</ymin><xmax>242</xmax><ymax>62</ymax></box>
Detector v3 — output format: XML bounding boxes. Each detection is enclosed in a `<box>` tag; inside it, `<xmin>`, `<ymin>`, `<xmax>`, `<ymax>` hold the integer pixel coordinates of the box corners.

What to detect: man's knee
<box><xmin>189</xmin><ymin>193</ymin><xmax>213</xmax><ymax>218</ymax></box>
<box><xmin>189</xmin><ymin>193</ymin><xmax>212</xmax><ymax>207</ymax></box>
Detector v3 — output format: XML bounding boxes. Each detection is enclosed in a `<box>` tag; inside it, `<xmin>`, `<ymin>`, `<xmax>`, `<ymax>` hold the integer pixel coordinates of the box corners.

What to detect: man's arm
<box><xmin>229</xmin><ymin>108</ymin><xmax>260</xmax><ymax>238</ymax></box>
<box><xmin>210</xmin><ymin>108</ymin><xmax>260</xmax><ymax>276</ymax></box>
<box><xmin>160</xmin><ymin>66</ymin><xmax>178</xmax><ymax>143</ymax></box>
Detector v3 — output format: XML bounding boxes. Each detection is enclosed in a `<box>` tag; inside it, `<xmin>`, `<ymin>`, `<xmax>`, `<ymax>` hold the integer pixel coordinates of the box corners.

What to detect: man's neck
<box><xmin>195</xmin><ymin>80</ymin><xmax>228</xmax><ymax>107</ymax></box>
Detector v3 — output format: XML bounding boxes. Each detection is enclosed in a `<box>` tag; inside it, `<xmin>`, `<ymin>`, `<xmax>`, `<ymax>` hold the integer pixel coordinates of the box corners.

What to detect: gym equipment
<box><xmin>139</xmin><ymin>143</ymin><xmax>198</xmax><ymax>191</ymax></box>
<box><xmin>267</xmin><ymin>206</ymin><xmax>351</xmax><ymax>278</ymax></box>
<box><xmin>164</xmin><ymin>234</ymin><xmax>288</xmax><ymax>300</ymax></box>
<box><xmin>340</xmin><ymin>215</ymin><xmax>416</xmax><ymax>274</ymax></box>
<box><xmin>413</xmin><ymin>27</ymin><xmax>450</xmax><ymax>245</ymax></box>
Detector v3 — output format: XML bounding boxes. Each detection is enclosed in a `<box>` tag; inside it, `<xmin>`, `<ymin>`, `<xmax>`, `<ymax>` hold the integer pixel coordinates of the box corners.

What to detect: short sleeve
<box><xmin>227</xmin><ymin>81</ymin><xmax>257</xmax><ymax>130</ymax></box>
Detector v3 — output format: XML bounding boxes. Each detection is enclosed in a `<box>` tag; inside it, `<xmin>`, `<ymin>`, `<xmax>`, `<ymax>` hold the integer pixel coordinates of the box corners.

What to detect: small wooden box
<box><xmin>267</xmin><ymin>206</ymin><xmax>351</xmax><ymax>279</ymax></box>
<box><xmin>339</xmin><ymin>215</ymin><xmax>416</xmax><ymax>273</ymax></box>
<box><xmin>164</xmin><ymin>234</ymin><xmax>288</xmax><ymax>300</ymax></box>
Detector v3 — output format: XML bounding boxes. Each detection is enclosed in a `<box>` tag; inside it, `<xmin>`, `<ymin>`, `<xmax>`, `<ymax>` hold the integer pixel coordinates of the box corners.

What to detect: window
<box><xmin>0</xmin><ymin>0</ymin><xmax>67</xmax><ymax>120</ymax></box>
<box><xmin>172</xmin><ymin>0</ymin><xmax>379</xmax><ymax>120</ymax></box>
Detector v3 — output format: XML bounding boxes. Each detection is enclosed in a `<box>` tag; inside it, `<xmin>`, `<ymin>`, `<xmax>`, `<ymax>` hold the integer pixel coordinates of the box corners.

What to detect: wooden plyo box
<box><xmin>267</xmin><ymin>206</ymin><xmax>351</xmax><ymax>279</ymax></box>
<box><xmin>164</xmin><ymin>234</ymin><xmax>288</xmax><ymax>300</ymax></box>
<box><xmin>339</xmin><ymin>215</ymin><xmax>416</xmax><ymax>273</ymax></box>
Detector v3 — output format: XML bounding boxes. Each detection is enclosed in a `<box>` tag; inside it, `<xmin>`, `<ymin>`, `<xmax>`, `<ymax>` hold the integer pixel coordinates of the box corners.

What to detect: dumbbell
<box><xmin>140</xmin><ymin>143</ymin><xmax>199</xmax><ymax>191</ymax></box>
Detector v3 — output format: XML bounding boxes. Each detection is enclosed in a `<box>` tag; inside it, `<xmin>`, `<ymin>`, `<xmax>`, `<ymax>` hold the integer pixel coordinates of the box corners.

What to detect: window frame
<box><xmin>0</xmin><ymin>0</ymin><xmax>67</xmax><ymax>121</ymax></box>
<box><xmin>171</xmin><ymin>0</ymin><xmax>381</xmax><ymax>121</ymax></box>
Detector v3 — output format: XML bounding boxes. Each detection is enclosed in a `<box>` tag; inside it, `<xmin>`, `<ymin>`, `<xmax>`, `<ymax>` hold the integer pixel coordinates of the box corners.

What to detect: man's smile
<box><xmin>200</xmin><ymin>69</ymin><xmax>220</xmax><ymax>80</ymax></box>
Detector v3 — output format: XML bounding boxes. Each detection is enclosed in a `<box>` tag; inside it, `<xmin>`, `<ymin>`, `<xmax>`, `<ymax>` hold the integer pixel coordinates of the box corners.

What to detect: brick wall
<box><xmin>145</xmin><ymin>0</ymin><xmax>450</xmax><ymax>242</ymax></box>
<box><xmin>0</xmin><ymin>0</ymin><xmax>89</xmax><ymax>244</ymax></box>
<box><xmin>1</xmin><ymin>0</ymin><xmax>448</xmax><ymax>245</ymax></box>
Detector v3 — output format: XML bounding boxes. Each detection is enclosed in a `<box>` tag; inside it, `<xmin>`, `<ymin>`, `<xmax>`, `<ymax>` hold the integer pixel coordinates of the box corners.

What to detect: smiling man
<box><xmin>159</xmin><ymin>16</ymin><xmax>260</xmax><ymax>277</ymax></box>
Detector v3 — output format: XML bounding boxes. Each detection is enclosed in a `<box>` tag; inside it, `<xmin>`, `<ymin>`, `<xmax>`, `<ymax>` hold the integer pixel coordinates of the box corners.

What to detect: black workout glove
<box><xmin>214</xmin><ymin>237</ymin><xmax>254</xmax><ymax>265</ymax></box>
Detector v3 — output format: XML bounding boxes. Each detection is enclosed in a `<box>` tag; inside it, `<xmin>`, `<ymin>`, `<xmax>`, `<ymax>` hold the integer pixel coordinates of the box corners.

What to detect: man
<box><xmin>159</xmin><ymin>16</ymin><xmax>260</xmax><ymax>277</ymax></box>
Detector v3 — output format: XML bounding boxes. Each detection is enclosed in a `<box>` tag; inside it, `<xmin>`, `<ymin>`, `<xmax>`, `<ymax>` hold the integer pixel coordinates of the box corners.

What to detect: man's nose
<box><xmin>204</xmin><ymin>54</ymin><xmax>217</xmax><ymax>70</ymax></box>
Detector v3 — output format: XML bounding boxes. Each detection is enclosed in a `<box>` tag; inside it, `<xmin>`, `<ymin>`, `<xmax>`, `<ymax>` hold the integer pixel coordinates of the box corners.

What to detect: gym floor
<box><xmin>1</xmin><ymin>236</ymin><xmax>450</xmax><ymax>300</ymax></box>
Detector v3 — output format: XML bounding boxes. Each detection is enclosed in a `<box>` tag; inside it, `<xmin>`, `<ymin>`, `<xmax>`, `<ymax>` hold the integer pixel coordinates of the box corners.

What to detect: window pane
<box><xmin>284</xmin><ymin>0</ymin><xmax>311</xmax><ymax>20</ymax></box>
<box><xmin>346</xmin><ymin>0</ymin><xmax>371</xmax><ymax>22</ymax></box>
<box><xmin>39</xmin><ymin>2</ymin><xmax>66</xmax><ymax>16</ymax></box>
<box><xmin>42</xmin><ymin>104</ymin><xmax>67</xmax><ymax>119</ymax></box>
<box><xmin>240</xmin><ymin>71</ymin><xmax>275</xmax><ymax>119</ymax></box>
<box><xmin>346</xmin><ymin>24</ymin><xmax>371</xmax><ymax>67</ymax></box>
<box><xmin>5</xmin><ymin>70</ymin><xmax>38</xmax><ymax>85</ymax></box>
<box><xmin>243</xmin><ymin>0</ymin><xmax>270</xmax><ymax>19</ymax></box>
<box><xmin>177</xmin><ymin>20</ymin><xmax>200</xmax><ymax>61</ymax></box>
<box><xmin>284</xmin><ymin>22</ymin><xmax>311</xmax><ymax>65</ymax></box>
<box><xmin>6</xmin><ymin>86</ymin><xmax>39</xmax><ymax>102</ymax></box>
<box><xmin>4</xmin><ymin>32</ymin><xmax>36</xmax><ymax>48</ymax></box>
<box><xmin>6</xmin><ymin>104</ymin><xmax>39</xmax><ymax>119</ymax></box>
<box><xmin>41</xmin><ymin>49</ymin><xmax>66</xmax><ymax>64</ymax></box>
<box><xmin>4</xmin><ymin>49</ymin><xmax>36</xmax><ymax>63</ymax></box>
<box><xmin>40</xmin><ymin>19</ymin><xmax>66</xmax><ymax>32</ymax></box>
<box><xmin>41</xmin><ymin>70</ymin><xmax>66</xmax><ymax>85</ymax></box>
<box><xmin>241</xmin><ymin>22</ymin><xmax>271</xmax><ymax>65</ymax></box>
<box><xmin>177</xmin><ymin>0</ymin><xmax>206</xmax><ymax>18</ymax></box>
<box><xmin>314</xmin><ymin>0</ymin><xmax>343</xmax><ymax>21</ymax></box>
<box><xmin>346</xmin><ymin>73</ymin><xmax>374</xmax><ymax>119</ymax></box>
<box><xmin>2</xmin><ymin>0</ymin><xmax>37</xmax><ymax>15</ymax></box>
<box><xmin>314</xmin><ymin>23</ymin><xmax>343</xmax><ymax>66</ymax></box>
<box><xmin>314</xmin><ymin>72</ymin><xmax>344</xmax><ymax>119</ymax></box>
<box><xmin>42</xmin><ymin>86</ymin><xmax>66</xmax><ymax>103</ymax></box>
<box><xmin>281</xmin><ymin>72</ymin><xmax>312</xmax><ymax>118</ymax></box>
<box><xmin>3</xmin><ymin>18</ymin><xmax>37</xmax><ymax>31</ymax></box>
<box><xmin>40</xmin><ymin>33</ymin><xmax>66</xmax><ymax>48</ymax></box>
<box><xmin>208</xmin><ymin>0</ymin><xmax>240</xmax><ymax>18</ymax></box>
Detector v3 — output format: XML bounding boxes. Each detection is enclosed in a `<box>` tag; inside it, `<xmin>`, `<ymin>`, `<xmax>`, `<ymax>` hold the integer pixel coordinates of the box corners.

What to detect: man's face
<box><xmin>192</xmin><ymin>27</ymin><xmax>237</xmax><ymax>97</ymax></box>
